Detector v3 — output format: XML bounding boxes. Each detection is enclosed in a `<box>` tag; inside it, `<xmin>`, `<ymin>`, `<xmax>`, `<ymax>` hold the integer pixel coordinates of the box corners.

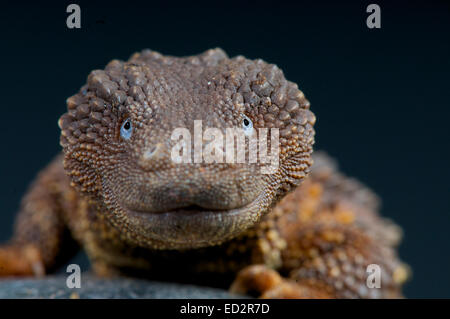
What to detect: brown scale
<box><xmin>0</xmin><ymin>49</ymin><xmax>408</xmax><ymax>298</ymax></box>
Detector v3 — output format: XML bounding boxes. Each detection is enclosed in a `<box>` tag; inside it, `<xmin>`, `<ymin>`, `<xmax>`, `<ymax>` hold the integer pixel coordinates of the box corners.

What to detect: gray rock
<box><xmin>0</xmin><ymin>274</ymin><xmax>246</xmax><ymax>299</ymax></box>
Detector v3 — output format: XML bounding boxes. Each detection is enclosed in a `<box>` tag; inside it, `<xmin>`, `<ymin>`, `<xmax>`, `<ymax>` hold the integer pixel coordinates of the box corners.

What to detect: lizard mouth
<box><xmin>118</xmin><ymin>191</ymin><xmax>268</xmax><ymax>249</ymax></box>
<box><xmin>127</xmin><ymin>204</ymin><xmax>234</xmax><ymax>216</ymax></box>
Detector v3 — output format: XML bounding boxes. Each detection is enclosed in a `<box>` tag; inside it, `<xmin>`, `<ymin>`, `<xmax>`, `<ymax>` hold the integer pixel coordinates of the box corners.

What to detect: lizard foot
<box><xmin>230</xmin><ymin>265</ymin><xmax>331</xmax><ymax>299</ymax></box>
<box><xmin>0</xmin><ymin>244</ymin><xmax>45</xmax><ymax>277</ymax></box>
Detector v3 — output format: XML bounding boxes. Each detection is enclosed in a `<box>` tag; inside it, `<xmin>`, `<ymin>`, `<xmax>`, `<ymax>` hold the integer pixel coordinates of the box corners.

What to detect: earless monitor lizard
<box><xmin>0</xmin><ymin>49</ymin><xmax>408</xmax><ymax>298</ymax></box>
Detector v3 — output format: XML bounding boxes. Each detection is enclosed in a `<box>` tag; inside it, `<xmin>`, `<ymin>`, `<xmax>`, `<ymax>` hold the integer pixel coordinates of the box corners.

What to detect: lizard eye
<box><xmin>242</xmin><ymin>115</ymin><xmax>254</xmax><ymax>136</ymax></box>
<box><xmin>120</xmin><ymin>118</ymin><xmax>133</xmax><ymax>140</ymax></box>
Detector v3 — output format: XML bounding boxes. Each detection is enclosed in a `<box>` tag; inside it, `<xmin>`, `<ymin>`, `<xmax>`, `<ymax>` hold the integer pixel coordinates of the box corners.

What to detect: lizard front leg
<box><xmin>231</xmin><ymin>152</ymin><xmax>409</xmax><ymax>298</ymax></box>
<box><xmin>0</xmin><ymin>154</ymin><xmax>79</xmax><ymax>277</ymax></box>
<box><xmin>231</xmin><ymin>220</ymin><xmax>409</xmax><ymax>299</ymax></box>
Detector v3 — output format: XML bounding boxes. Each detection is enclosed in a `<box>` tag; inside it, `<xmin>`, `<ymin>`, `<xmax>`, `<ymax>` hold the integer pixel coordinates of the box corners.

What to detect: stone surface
<box><xmin>0</xmin><ymin>275</ymin><xmax>245</xmax><ymax>299</ymax></box>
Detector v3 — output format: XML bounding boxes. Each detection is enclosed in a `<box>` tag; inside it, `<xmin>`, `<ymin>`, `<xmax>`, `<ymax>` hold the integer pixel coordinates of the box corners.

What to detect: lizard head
<box><xmin>58</xmin><ymin>49</ymin><xmax>315</xmax><ymax>249</ymax></box>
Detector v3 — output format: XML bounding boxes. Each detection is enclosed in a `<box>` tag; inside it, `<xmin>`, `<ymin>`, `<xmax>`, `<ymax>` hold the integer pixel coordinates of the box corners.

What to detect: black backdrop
<box><xmin>0</xmin><ymin>1</ymin><xmax>448</xmax><ymax>298</ymax></box>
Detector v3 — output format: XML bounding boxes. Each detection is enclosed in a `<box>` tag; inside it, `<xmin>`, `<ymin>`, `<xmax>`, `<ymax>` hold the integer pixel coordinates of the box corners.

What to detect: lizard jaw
<box><xmin>117</xmin><ymin>190</ymin><xmax>270</xmax><ymax>249</ymax></box>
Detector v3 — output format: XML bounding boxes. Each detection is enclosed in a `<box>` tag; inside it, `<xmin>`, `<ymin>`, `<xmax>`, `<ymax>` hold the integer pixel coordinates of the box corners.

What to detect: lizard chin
<box><xmin>117</xmin><ymin>191</ymin><xmax>270</xmax><ymax>250</ymax></box>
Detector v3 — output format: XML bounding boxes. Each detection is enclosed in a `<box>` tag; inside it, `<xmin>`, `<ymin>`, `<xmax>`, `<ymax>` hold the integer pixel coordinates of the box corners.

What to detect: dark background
<box><xmin>0</xmin><ymin>1</ymin><xmax>448</xmax><ymax>298</ymax></box>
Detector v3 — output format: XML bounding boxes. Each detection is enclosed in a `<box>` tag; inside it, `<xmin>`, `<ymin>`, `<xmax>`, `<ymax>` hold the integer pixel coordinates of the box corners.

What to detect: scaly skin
<box><xmin>0</xmin><ymin>49</ymin><xmax>408</xmax><ymax>298</ymax></box>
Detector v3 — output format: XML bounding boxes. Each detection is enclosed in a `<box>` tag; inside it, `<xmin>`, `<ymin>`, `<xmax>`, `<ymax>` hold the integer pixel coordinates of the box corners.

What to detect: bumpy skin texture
<box><xmin>0</xmin><ymin>49</ymin><xmax>408</xmax><ymax>298</ymax></box>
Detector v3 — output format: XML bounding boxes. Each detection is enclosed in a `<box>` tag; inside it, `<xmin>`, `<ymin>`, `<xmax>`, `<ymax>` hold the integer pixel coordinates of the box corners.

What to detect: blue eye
<box><xmin>242</xmin><ymin>115</ymin><xmax>253</xmax><ymax>136</ymax></box>
<box><xmin>120</xmin><ymin>118</ymin><xmax>133</xmax><ymax>140</ymax></box>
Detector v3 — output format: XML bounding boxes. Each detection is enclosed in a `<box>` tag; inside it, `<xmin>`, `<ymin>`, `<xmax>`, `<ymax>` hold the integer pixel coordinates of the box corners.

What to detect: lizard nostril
<box><xmin>144</xmin><ymin>146</ymin><xmax>157</xmax><ymax>158</ymax></box>
<box><xmin>138</xmin><ymin>143</ymin><xmax>170</xmax><ymax>172</ymax></box>
<box><xmin>142</xmin><ymin>143</ymin><xmax>163</xmax><ymax>160</ymax></box>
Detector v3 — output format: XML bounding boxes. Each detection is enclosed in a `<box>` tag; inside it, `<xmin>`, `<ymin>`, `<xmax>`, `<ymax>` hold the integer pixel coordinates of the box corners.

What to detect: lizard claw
<box><xmin>23</xmin><ymin>245</ymin><xmax>45</xmax><ymax>277</ymax></box>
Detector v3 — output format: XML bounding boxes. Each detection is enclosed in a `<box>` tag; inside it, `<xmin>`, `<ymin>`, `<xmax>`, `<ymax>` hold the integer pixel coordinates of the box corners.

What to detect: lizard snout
<box><xmin>137</xmin><ymin>142</ymin><xmax>170</xmax><ymax>171</ymax></box>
